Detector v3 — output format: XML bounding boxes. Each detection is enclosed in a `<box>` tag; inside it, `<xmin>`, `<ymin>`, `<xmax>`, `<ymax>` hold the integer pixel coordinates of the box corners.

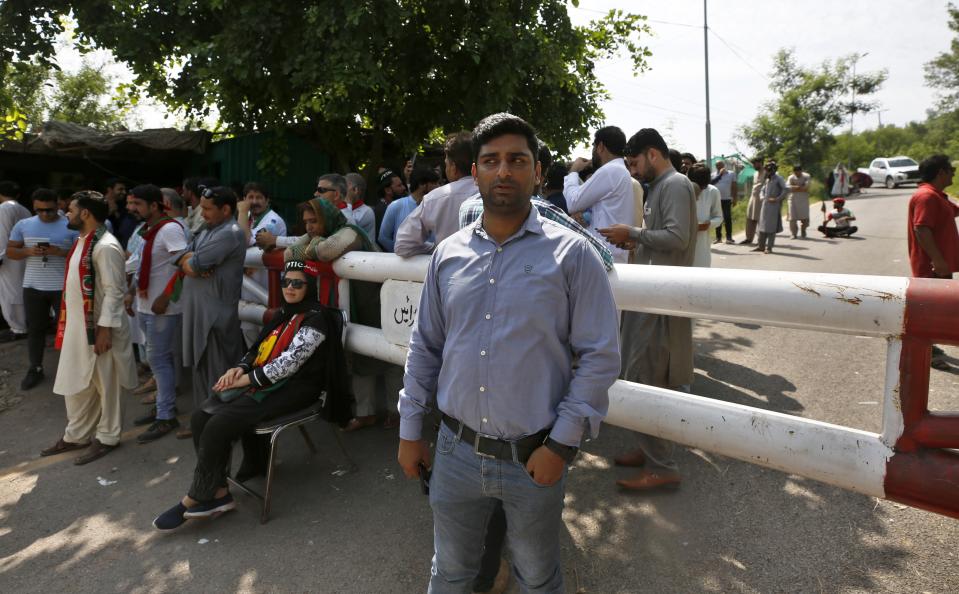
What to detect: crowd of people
<box><xmin>1</xmin><ymin>110</ymin><xmax>956</xmax><ymax>593</ymax></box>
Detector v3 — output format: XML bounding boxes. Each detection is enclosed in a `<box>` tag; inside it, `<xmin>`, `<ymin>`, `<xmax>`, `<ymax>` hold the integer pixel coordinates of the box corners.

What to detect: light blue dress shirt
<box><xmin>377</xmin><ymin>195</ymin><xmax>417</xmax><ymax>251</ymax></box>
<box><xmin>399</xmin><ymin>206</ymin><xmax>621</xmax><ymax>447</ymax></box>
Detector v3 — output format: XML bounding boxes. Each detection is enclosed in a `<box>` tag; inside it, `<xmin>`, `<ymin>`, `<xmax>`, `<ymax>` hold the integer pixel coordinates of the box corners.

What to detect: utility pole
<box><xmin>704</xmin><ymin>0</ymin><xmax>712</xmax><ymax>170</ymax></box>
<box><xmin>848</xmin><ymin>52</ymin><xmax>869</xmax><ymax>169</ymax></box>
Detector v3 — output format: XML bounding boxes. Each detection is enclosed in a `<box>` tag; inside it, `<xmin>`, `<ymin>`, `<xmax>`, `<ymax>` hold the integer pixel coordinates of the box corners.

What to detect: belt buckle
<box><xmin>473</xmin><ymin>432</ymin><xmax>500</xmax><ymax>459</ymax></box>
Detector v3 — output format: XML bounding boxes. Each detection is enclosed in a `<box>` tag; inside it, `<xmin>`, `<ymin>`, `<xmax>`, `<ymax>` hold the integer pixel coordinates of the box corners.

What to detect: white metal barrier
<box><xmin>244</xmin><ymin>248</ymin><xmax>959</xmax><ymax>516</ymax></box>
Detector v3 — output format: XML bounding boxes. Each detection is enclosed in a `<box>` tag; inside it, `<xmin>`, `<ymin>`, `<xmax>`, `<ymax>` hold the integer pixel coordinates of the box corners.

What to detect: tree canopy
<box><xmin>925</xmin><ymin>2</ymin><xmax>959</xmax><ymax>112</ymax></box>
<box><xmin>737</xmin><ymin>48</ymin><xmax>886</xmax><ymax>174</ymax></box>
<box><xmin>0</xmin><ymin>1</ymin><xmax>651</xmax><ymax>173</ymax></box>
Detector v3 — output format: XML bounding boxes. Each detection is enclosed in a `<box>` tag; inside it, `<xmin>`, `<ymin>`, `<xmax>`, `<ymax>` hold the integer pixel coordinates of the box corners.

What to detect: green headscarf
<box><xmin>286</xmin><ymin>197</ymin><xmax>376</xmax><ymax>261</ymax></box>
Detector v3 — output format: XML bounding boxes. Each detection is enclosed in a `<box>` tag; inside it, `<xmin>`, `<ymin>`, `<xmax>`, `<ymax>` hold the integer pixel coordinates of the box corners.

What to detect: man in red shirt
<box><xmin>907</xmin><ymin>153</ymin><xmax>957</xmax><ymax>369</ymax></box>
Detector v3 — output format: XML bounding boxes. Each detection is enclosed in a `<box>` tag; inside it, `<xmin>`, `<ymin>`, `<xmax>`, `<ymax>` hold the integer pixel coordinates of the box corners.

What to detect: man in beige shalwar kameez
<box><xmin>41</xmin><ymin>191</ymin><xmax>137</xmax><ymax>465</ymax></box>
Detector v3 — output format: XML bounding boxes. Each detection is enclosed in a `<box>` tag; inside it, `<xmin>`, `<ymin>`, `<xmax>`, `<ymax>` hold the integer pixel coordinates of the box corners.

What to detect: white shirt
<box><xmin>341</xmin><ymin>203</ymin><xmax>376</xmax><ymax>239</ymax></box>
<box><xmin>394</xmin><ymin>176</ymin><xmax>479</xmax><ymax>256</ymax></box>
<box><xmin>248</xmin><ymin>208</ymin><xmax>287</xmax><ymax>247</ymax></box>
<box><xmin>563</xmin><ymin>159</ymin><xmax>635</xmax><ymax>263</ymax></box>
<box><xmin>136</xmin><ymin>222</ymin><xmax>188</xmax><ymax>315</ymax></box>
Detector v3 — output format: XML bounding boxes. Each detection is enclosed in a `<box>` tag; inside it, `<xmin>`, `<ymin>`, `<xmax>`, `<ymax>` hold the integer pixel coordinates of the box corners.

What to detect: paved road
<box><xmin>0</xmin><ymin>187</ymin><xmax>956</xmax><ymax>593</ymax></box>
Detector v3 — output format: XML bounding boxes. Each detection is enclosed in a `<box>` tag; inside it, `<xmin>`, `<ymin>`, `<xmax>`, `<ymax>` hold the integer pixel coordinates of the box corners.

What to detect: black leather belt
<box><xmin>442</xmin><ymin>414</ymin><xmax>549</xmax><ymax>464</ymax></box>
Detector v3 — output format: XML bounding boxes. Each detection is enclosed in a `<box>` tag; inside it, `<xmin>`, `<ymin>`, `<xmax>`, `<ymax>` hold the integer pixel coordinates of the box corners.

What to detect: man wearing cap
<box><xmin>125</xmin><ymin>184</ymin><xmax>188</xmax><ymax>442</ymax></box>
<box><xmin>373</xmin><ymin>170</ymin><xmax>407</xmax><ymax>246</ymax></box>
<box><xmin>787</xmin><ymin>165</ymin><xmax>812</xmax><ymax>239</ymax></box>
<box><xmin>817</xmin><ymin>198</ymin><xmax>858</xmax><ymax>238</ymax></box>
<box><xmin>597</xmin><ymin>128</ymin><xmax>697</xmax><ymax>492</ymax></box>
<box><xmin>398</xmin><ymin>113</ymin><xmax>620</xmax><ymax>592</ymax></box>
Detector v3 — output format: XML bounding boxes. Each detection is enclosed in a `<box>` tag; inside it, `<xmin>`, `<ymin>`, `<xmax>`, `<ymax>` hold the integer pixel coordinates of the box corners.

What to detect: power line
<box><xmin>707</xmin><ymin>28</ymin><xmax>769</xmax><ymax>81</ymax></box>
<box><xmin>568</xmin><ymin>5</ymin><xmax>699</xmax><ymax>28</ymax></box>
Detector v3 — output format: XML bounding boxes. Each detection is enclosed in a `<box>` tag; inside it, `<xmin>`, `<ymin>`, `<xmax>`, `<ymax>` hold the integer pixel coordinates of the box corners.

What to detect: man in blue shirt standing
<box><xmin>7</xmin><ymin>188</ymin><xmax>79</xmax><ymax>390</ymax></box>
<box><xmin>377</xmin><ymin>167</ymin><xmax>439</xmax><ymax>251</ymax></box>
<box><xmin>398</xmin><ymin>113</ymin><xmax>621</xmax><ymax>593</ymax></box>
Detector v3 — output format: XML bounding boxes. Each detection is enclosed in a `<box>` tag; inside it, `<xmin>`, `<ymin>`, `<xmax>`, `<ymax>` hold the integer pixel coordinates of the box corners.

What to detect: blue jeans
<box><xmin>428</xmin><ymin>423</ymin><xmax>566</xmax><ymax>594</ymax></box>
<box><xmin>138</xmin><ymin>313</ymin><xmax>180</xmax><ymax>421</ymax></box>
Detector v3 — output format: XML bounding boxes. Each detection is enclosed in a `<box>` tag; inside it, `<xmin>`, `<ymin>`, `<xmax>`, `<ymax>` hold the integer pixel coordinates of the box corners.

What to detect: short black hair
<box><xmin>193</xmin><ymin>177</ymin><xmax>221</xmax><ymax>196</ymax></box>
<box><xmin>445</xmin><ymin>131</ymin><xmax>474</xmax><ymax>176</ymax></box>
<box><xmin>72</xmin><ymin>190</ymin><xmax>109</xmax><ymax>223</ymax></box>
<box><xmin>625</xmin><ymin>128</ymin><xmax>669</xmax><ymax>159</ymax></box>
<box><xmin>0</xmin><ymin>181</ymin><xmax>21</xmax><ymax>198</ymax></box>
<box><xmin>686</xmin><ymin>164</ymin><xmax>710</xmax><ymax>189</ymax></box>
<box><xmin>471</xmin><ymin>112</ymin><xmax>539</xmax><ymax>162</ymax></box>
<box><xmin>919</xmin><ymin>154</ymin><xmax>953</xmax><ymax>183</ymax></box>
<box><xmin>680</xmin><ymin>152</ymin><xmax>697</xmax><ymax>164</ymax></box>
<box><xmin>31</xmin><ymin>187</ymin><xmax>57</xmax><ymax>203</ymax></box>
<box><xmin>200</xmin><ymin>186</ymin><xmax>238</xmax><ymax>213</ymax></box>
<box><xmin>104</xmin><ymin>177</ymin><xmax>125</xmax><ymax>191</ymax></box>
<box><xmin>537</xmin><ymin>140</ymin><xmax>553</xmax><ymax>171</ymax></box>
<box><xmin>183</xmin><ymin>176</ymin><xmax>201</xmax><ymax>195</ymax></box>
<box><xmin>594</xmin><ymin>126</ymin><xmax>627</xmax><ymax>156</ymax></box>
<box><xmin>410</xmin><ymin>167</ymin><xmax>440</xmax><ymax>193</ymax></box>
<box><xmin>129</xmin><ymin>183</ymin><xmax>164</xmax><ymax>206</ymax></box>
<box><xmin>544</xmin><ymin>162</ymin><xmax>568</xmax><ymax>190</ymax></box>
<box><xmin>242</xmin><ymin>181</ymin><xmax>270</xmax><ymax>199</ymax></box>
<box><xmin>668</xmin><ymin>149</ymin><xmax>683</xmax><ymax>171</ymax></box>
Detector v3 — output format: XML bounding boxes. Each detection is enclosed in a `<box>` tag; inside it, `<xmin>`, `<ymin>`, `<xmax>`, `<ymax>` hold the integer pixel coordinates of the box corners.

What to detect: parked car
<box><xmin>857</xmin><ymin>156</ymin><xmax>920</xmax><ymax>189</ymax></box>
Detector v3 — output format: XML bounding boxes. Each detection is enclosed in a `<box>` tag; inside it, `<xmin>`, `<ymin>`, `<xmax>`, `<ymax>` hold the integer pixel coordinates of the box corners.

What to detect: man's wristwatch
<box><xmin>543</xmin><ymin>437</ymin><xmax>579</xmax><ymax>464</ymax></box>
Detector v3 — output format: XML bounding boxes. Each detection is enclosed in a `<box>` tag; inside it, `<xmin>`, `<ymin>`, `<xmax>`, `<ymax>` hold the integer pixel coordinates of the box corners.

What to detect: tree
<box><xmin>0</xmin><ymin>1</ymin><xmax>651</xmax><ymax>173</ymax></box>
<box><xmin>1</xmin><ymin>59</ymin><xmax>135</xmax><ymax>136</ymax></box>
<box><xmin>737</xmin><ymin>48</ymin><xmax>886</xmax><ymax>174</ymax></box>
<box><xmin>925</xmin><ymin>2</ymin><xmax>959</xmax><ymax>112</ymax></box>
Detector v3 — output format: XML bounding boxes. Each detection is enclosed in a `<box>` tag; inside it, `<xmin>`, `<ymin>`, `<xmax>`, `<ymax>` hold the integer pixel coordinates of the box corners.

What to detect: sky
<box><xmin>567</xmin><ymin>0</ymin><xmax>956</xmax><ymax>160</ymax></box>
<box><xmin>54</xmin><ymin>0</ymin><xmax>956</xmax><ymax>161</ymax></box>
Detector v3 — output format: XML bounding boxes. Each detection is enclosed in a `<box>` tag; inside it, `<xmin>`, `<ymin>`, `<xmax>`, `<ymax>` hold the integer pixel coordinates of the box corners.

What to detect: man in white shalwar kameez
<box><xmin>41</xmin><ymin>191</ymin><xmax>136</xmax><ymax>465</ymax></box>
<box><xmin>0</xmin><ymin>182</ymin><xmax>31</xmax><ymax>340</ymax></box>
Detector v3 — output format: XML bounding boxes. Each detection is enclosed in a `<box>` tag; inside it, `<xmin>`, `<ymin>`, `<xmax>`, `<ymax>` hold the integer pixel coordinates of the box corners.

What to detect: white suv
<box><xmin>865</xmin><ymin>156</ymin><xmax>920</xmax><ymax>189</ymax></box>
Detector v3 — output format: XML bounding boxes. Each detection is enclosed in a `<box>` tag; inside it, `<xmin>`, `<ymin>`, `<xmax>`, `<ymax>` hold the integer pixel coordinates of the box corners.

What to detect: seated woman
<box><xmin>153</xmin><ymin>260</ymin><xmax>348</xmax><ymax>530</ymax></box>
<box><xmin>284</xmin><ymin>198</ymin><xmax>400</xmax><ymax>433</ymax></box>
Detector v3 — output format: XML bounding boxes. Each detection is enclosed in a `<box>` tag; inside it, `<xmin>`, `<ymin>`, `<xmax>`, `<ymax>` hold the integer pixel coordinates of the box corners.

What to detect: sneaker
<box><xmin>183</xmin><ymin>493</ymin><xmax>236</xmax><ymax>518</ymax></box>
<box><xmin>712</xmin><ymin>238</ymin><xmax>721</xmax><ymax>244</ymax></box>
<box><xmin>153</xmin><ymin>502</ymin><xmax>189</xmax><ymax>531</ymax></box>
<box><xmin>20</xmin><ymin>367</ymin><xmax>44</xmax><ymax>390</ymax></box>
<box><xmin>725</xmin><ymin>239</ymin><xmax>736</xmax><ymax>244</ymax></box>
<box><xmin>137</xmin><ymin>418</ymin><xmax>180</xmax><ymax>444</ymax></box>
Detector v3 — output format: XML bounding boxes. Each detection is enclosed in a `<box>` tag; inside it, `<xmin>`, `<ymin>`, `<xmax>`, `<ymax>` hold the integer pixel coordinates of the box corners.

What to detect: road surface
<box><xmin>0</xmin><ymin>187</ymin><xmax>956</xmax><ymax>593</ymax></box>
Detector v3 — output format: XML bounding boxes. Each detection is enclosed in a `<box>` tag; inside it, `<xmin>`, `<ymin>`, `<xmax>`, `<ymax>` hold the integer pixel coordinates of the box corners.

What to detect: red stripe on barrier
<box><xmin>884</xmin><ymin>277</ymin><xmax>959</xmax><ymax>518</ymax></box>
<box><xmin>903</xmin><ymin>277</ymin><xmax>959</xmax><ymax>345</ymax></box>
<box><xmin>885</xmin><ymin>449</ymin><xmax>959</xmax><ymax>520</ymax></box>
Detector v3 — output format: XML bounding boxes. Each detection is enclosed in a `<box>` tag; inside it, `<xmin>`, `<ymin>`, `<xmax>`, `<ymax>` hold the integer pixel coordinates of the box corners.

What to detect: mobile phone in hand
<box><xmin>418</xmin><ymin>462</ymin><xmax>431</xmax><ymax>496</ymax></box>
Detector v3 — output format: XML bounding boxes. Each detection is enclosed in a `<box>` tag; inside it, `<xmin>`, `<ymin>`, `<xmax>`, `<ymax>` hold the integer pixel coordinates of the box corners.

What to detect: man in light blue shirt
<box><xmin>7</xmin><ymin>188</ymin><xmax>79</xmax><ymax>390</ymax></box>
<box><xmin>398</xmin><ymin>113</ymin><xmax>620</xmax><ymax>593</ymax></box>
<box><xmin>377</xmin><ymin>168</ymin><xmax>439</xmax><ymax>251</ymax></box>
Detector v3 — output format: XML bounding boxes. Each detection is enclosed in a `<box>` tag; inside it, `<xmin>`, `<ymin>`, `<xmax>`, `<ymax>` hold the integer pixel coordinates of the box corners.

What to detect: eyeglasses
<box><xmin>35</xmin><ymin>208</ymin><xmax>57</xmax><ymax>213</ymax></box>
<box><xmin>280</xmin><ymin>278</ymin><xmax>308</xmax><ymax>289</ymax></box>
<box><xmin>316</xmin><ymin>186</ymin><xmax>337</xmax><ymax>194</ymax></box>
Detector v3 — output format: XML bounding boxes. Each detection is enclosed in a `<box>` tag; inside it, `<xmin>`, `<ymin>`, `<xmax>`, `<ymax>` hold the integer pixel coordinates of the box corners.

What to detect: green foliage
<box><xmin>0</xmin><ymin>56</ymin><xmax>134</xmax><ymax>137</ymax></box>
<box><xmin>925</xmin><ymin>2</ymin><xmax>959</xmax><ymax>112</ymax></box>
<box><xmin>824</xmin><ymin>110</ymin><xmax>959</xmax><ymax>171</ymax></box>
<box><xmin>738</xmin><ymin>48</ymin><xmax>886</xmax><ymax>176</ymax></box>
<box><xmin>0</xmin><ymin>0</ymin><xmax>651</xmax><ymax>173</ymax></box>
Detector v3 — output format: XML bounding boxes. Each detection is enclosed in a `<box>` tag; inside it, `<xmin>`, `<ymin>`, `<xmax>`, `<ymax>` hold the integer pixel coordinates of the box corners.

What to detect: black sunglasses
<box><xmin>35</xmin><ymin>208</ymin><xmax>57</xmax><ymax>213</ymax></box>
<box><xmin>315</xmin><ymin>186</ymin><xmax>337</xmax><ymax>194</ymax></box>
<box><xmin>280</xmin><ymin>278</ymin><xmax>308</xmax><ymax>289</ymax></box>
